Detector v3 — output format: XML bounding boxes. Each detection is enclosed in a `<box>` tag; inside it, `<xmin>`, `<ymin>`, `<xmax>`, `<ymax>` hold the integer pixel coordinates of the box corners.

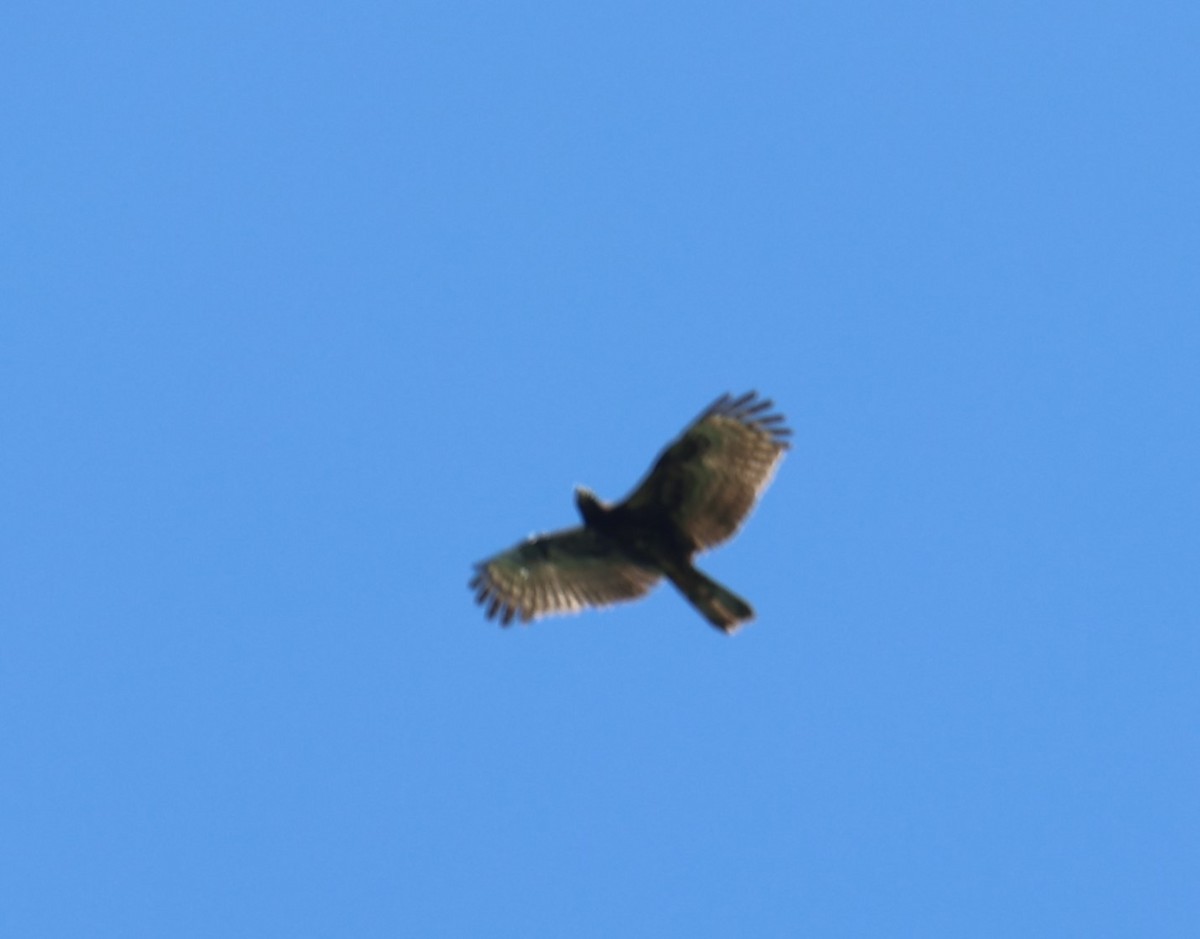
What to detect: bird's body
<box><xmin>470</xmin><ymin>391</ymin><xmax>790</xmax><ymax>633</ymax></box>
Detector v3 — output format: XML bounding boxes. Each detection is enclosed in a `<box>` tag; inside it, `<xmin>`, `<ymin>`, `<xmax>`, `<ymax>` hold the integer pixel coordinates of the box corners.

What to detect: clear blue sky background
<box><xmin>3</xmin><ymin>3</ymin><xmax>1197</xmax><ymax>936</ymax></box>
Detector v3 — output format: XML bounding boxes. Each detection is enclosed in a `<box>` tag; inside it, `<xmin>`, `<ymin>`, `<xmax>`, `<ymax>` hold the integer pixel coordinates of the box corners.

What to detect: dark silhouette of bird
<box><xmin>469</xmin><ymin>391</ymin><xmax>790</xmax><ymax>633</ymax></box>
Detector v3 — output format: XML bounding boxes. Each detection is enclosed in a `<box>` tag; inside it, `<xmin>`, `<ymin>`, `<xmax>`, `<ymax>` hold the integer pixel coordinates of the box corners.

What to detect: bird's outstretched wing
<box><xmin>470</xmin><ymin>527</ymin><xmax>662</xmax><ymax>626</ymax></box>
<box><xmin>621</xmin><ymin>391</ymin><xmax>791</xmax><ymax>552</ymax></box>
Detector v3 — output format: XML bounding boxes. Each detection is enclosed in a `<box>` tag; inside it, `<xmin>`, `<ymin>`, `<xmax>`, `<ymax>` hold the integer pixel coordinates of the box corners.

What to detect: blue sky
<box><xmin>3</xmin><ymin>2</ymin><xmax>1197</xmax><ymax>936</ymax></box>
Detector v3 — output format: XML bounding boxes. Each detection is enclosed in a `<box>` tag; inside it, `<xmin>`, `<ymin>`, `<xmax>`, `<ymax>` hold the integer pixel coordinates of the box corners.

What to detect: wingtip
<box><xmin>708</xmin><ymin>390</ymin><xmax>791</xmax><ymax>444</ymax></box>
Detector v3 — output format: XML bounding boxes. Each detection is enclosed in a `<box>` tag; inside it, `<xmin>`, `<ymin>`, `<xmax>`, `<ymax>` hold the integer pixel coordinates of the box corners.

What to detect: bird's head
<box><xmin>573</xmin><ymin>485</ymin><xmax>606</xmax><ymax>526</ymax></box>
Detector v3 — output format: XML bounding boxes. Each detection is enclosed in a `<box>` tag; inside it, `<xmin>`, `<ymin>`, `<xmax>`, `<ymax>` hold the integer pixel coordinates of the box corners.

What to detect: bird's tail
<box><xmin>667</xmin><ymin>562</ymin><xmax>755</xmax><ymax>633</ymax></box>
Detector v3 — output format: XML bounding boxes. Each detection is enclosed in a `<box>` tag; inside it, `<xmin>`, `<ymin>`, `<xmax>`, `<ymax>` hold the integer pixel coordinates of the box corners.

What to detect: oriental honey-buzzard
<box><xmin>469</xmin><ymin>391</ymin><xmax>790</xmax><ymax>633</ymax></box>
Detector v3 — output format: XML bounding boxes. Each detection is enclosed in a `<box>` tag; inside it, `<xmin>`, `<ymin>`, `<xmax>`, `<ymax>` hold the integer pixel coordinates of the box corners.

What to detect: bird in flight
<box><xmin>469</xmin><ymin>391</ymin><xmax>790</xmax><ymax>633</ymax></box>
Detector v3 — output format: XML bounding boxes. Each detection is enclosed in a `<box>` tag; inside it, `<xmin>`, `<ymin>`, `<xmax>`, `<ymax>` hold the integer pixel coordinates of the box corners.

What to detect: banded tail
<box><xmin>667</xmin><ymin>563</ymin><xmax>754</xmax><ymax>633</ymax></box>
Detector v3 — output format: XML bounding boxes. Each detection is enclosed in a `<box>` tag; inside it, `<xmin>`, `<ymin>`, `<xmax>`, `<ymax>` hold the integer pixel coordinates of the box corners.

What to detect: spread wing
<box><xmin>470</xmin><ymin>527</ymin><xmax>662</xmax><ymax>626</ymax></box>
<box><xmin>621</xmin><ymin>391</ymin><xmax>791</xmax><ymax>552</ymax></box>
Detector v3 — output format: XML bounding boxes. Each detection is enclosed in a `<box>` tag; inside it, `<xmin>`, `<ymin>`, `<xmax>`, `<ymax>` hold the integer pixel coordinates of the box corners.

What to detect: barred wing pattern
<box><xmin>622</xmin><ymin>391</ymin><xmax>791</xmax><ymax>552</ymax></box>
<box><xmin>470</xmin><ymin>527</ymin><xmax>662</xmax><ymax>626</ymax></box>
